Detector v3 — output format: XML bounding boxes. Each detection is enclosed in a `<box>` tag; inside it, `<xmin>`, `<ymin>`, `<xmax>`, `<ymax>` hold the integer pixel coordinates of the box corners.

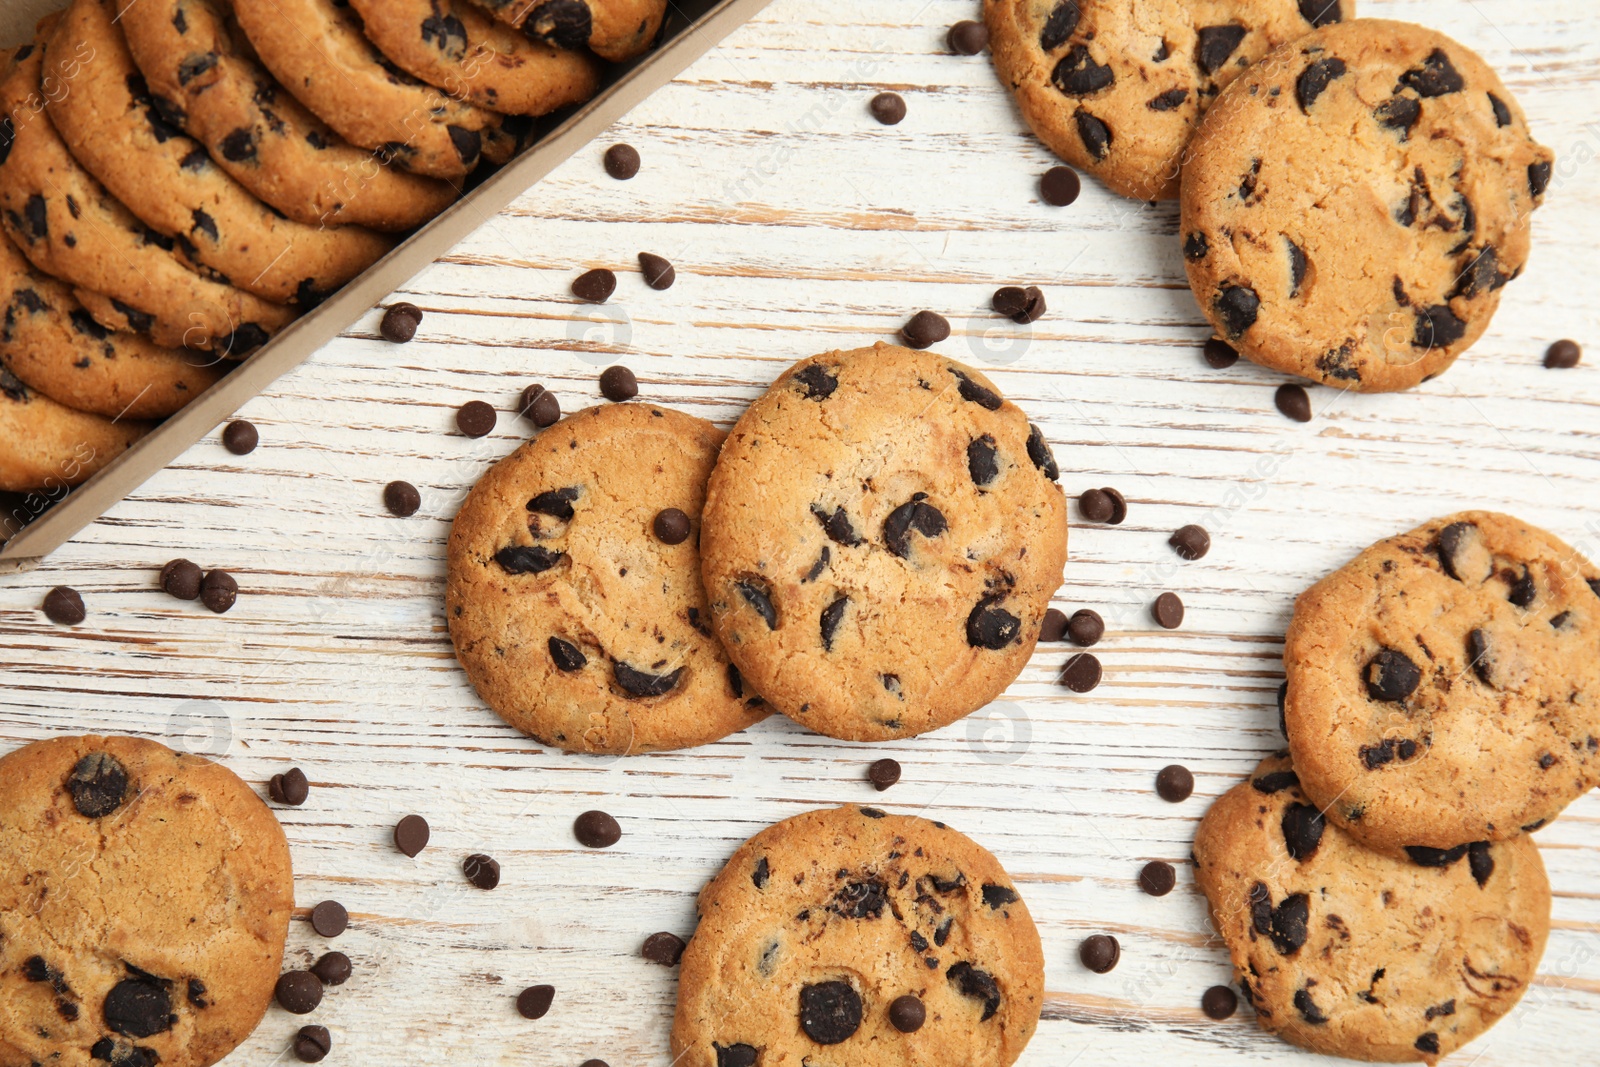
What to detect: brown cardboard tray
<box><xmin>0</xmin><ymin>0</ymin><xmax>772</xmax><ymax>572</ymax></box>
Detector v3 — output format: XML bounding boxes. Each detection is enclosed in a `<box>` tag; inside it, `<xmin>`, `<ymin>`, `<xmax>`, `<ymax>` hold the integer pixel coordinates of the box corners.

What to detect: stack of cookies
<box><xmin>986</xmin><ymin>2</ymin><xmax>1555</xmax><ymax>392</ymax></box>
<box><xmin>1195</xmin><ymin>512</ymin><xmax>1599</xmax><ymax>1063</ymax></box>
<box><xmin>1</xmin><ymin>0</ymin><xmax>660</xmax><ymax>494</ymax></box>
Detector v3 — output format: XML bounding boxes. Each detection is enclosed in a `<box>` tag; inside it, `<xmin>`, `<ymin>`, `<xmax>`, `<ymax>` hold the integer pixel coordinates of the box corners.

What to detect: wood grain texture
<box><xmin>3</xmin><ymin>0</ymin><xmax>1599</xmax><ymax>1063</ymax></box>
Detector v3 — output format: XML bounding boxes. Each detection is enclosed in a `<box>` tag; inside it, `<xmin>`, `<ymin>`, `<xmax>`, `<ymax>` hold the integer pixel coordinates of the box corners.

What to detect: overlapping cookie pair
<box><xmin>986</xmin><ymin>2</ymin><xmax>1555</xmax><ymax>393</ymax></box>
<box><xmin>446</xmin><ymin>343</ymin><xmax>1069</xmax><ymax>755</ymax></box>
<box><xmin>1195</xmin><ymin>512</ymin><xmax>1599</xmax><ymax>1063</ymax></box>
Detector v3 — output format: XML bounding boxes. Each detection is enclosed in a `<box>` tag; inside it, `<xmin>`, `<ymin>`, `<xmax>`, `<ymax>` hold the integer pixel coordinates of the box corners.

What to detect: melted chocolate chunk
<box><xmin>613</xmin><ymin>661</ymin><xmax>684</xmax><ymax>698</ymax></box>
<box><xmin>714</xmin><ymin>1044</ymin><xmax>758</xmax><ymax>1067</ymax></box>
<box><xmin>1039</xmin><ymin>1</ymin><xmax>1081</xmax><ymax>51</ymax></box>
<box><xmin>1184</xmin><ymin>232</ymin><xmax>1209</xmax><ymax>261</ymax></box>
<box><xmin>1400</xmin><ymin>49</ymin><xmax>1464</xmax><ymax>97</ymax></box>
<box><xmin>496</xmin><ymin>545</ymin><xmax>563</xmax><ymax>575</ymax></box>
<box><xmin>1488</xmin><ymin>92</ymin><xmax>1512</xmax><ymax>127</ymax></box>
<box><xmin>967</xmin><ymin>435</ymin><xmax>999</xmax><ymax>486</ymax></box>
<box><xmin>1406</xmin><ymin>843</ymin><xmax>1470</xmax><ymax>867</ymax></box>
<box><xmin>947</xmin><ymin>962</ymin><xmax>1001</xmax><ymax>1020</ymax></box>
<box><xmin>1437</xmin><ymin>521</ymin><xmax>1489</xmax><ymax>582</ymax></box>
<box><xmin>1467</xmin><ymin>628</ymin><xmax>1495</xmax><ymax>686</ymax></box>
<box><xmin>524</xmin><ymin>0</ymin><xmax>593</xmax><ymax>50</ymax></box>
<box><xmin>1281</xmin><ymin>803</ymin><xmax>1325</xmax><ymax>861</ymax></box>
<box><xmin>1364</xmin><ymin>648</ymin><xmax>1420</xmax><ymax>702</ymax></box>
<box><xmin>1026</xmin><ymin>424</ymin><xmax>1058</xmax><ymax>480</ymax></box>
<box><xmin>1075</xmin><ymin>111</ymin><xmax>1111</xmax><ymax>159</ymax></box>
<box><xmin>1299</xmin><ymin>0</ymin><xmax>1343</xmax><ymax>26</ymax></box>
<box><xmin>68</xmin><ymin>753</ymin><xmax>128</xmax><ymax>818</ymax></box>
<box><xmin>1375</xmin><ymin>94</ymin><xmax>1422</xmax><ymax>137</ymax></box>
<box><xmin>737</xmin><ymin>579</ymin><xmax>777</xmax><ymax>629</ymax></box>
<box><xmin>832</xmin><ymin>880</ymin><xmax>887</xmax><ymax>919</ymax></box>
<box><xmin>1052</xmin><ymin>45</ymin><xmax>1114</xmax><ymax>95</ymax></box>
<box><xmin>1252</xmin><ymin>769</ymin><xmax>1299</xmax><ymax>794</ymax></box>
<box><xmin>1507</xmin><ymin>566</ymin><xmax>1537</xmax><ymax>608</ymax></box>
<box><xmin>548</xmin><ymin>637</ymin><xmax>586</xmax><ymax>672</ymax></box>
<box><xmin>1529</xmin><ymin>160</ymin><xmax>1551</xmax><ymax>198</ymax></box>
<box><xmin>820</xmin><ymin>595</ymin><xmax>849</xmax><ymax>652</ymax></box>
<box><xmin>1213</xmin><ymin>283</ymin><xmax>1260</xmax><ymax>338</ymax></box>
<box><xmin>1268</xmin><ymin>893</ymin><xmax>1309</xmax><ymax>954</ymax></box>
<box><xmin>799</xmin><ymin>981</ymin><xmax>862</xmax><ymax>1044</ymax></box>
<box><xmin>421</xmin><ymin>12</ymin><xmax>468</xmax><ymax>58</ymax></box>
<box><xmin>1196</xmin><ymin>25</ymin><xmax>1247</xmax><ymax>76</ymax></box>
<box><xmin>949</xmin><ymin>368</ymin><xmax>1002</xmax><ymax>409</ymax></box>
<box><xmin>1413</xmin><ymin>305</ymin><xmax>1467</xmax><ymax>349</ymax></box>
<box><xmin>795</xmin><ymin>363</ymin><xmax>837</xmax><ymax>399</ymax></box>
<box><xmin>1468</xmin><ymin>841</ymin><xmax>1494</xmax><ymax>887</ymax></box>
<box><xmin>981</xmin><ymin>884</ymin><xmax>1019</xmax><ymax>909</ymax></box>
<box><xmin>1148</xmin><ymin>88</ymin><xmax>1188</xmax><ymax>111</ymax></box>
<box><xmin>104</xmin><ymin>976</ymin><xmax>174</xmax><ymax>1039</ymax></box>
<box><xmin>1296</xmin><ymin>56</ymin><xmax>1347</xmax><ymax>111</ymax></box>
<box><xmin>884</xmin><ymin>494</ymin><xmax>947</xmax><ymax>558</ymax></box>
<box><xmin>752</xmin><ymin>856</ymin><xmax>769</xmax><ymax>888</ymax></box>
<box><xmin>1294</xmin><ymin>988</ymin><xmax>1328</xmax><ymax>1024</ymax></box>
<box><xmin>966</xmin><ymin>597</ymin><xmax>1020</xmax><ymax>650</ymax></box>
<box><xmin>446</xmin><ymin>126</ymin><xmax>482</xmax><ymax>166</ymax></box>
<box><xmin>811</xmin><ymin>504</ymin><xmax>864</xmax><ymax>546</ymax></box>
<box><xmin>1286</xmin><ymin>238</ymin><xmax>1308</xmax><ymax>296</ymax></box>
<box><xmin>219</xmin><ymin>128</ymin><xmax>256</xmax><ymax>162</ymax></box>
<box><xmin>528</xmin><ymin>487</ymin><xmax>579</xmax><ymax>520</ymax></box>
<box><xmin>177</xmin><ymin>53</ymin><xmax>217</xmax><ymax>87</ymax></box>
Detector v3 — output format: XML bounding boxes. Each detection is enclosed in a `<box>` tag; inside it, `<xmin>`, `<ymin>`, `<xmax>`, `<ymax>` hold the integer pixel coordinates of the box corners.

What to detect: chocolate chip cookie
<box><xmin>1284</xmin><ymin>512</ymin><xmax>1600</xmax><ymax>854</ymax></box>
<box><xmin>118</xmin><ymin>0</ymin><xmax>458</xmax><ymax>232</ymax></box>
<box><xmin>986</xmin><ymin>0</ymin><xmax>1350</xmax><ymax>201</ymax></box>
<box><xmin>347</xmin><ymin>0</ymin><xmax>600</xmax><ymax>116</ymax></box>
<box><xmin>699</xmin><ymin>343</ymin><xmax>1068</xmax><ymax>742</ymax></box>
<box><xmin>0</xmin><ymin>36</ymin><xmax>296</xmax><ymax>356</ymax></box>
<box><xmin>1181</xmin><ymin>19</ymin><xmax>1554</xmax><ymax>392</ymax></box>
<box><xmin>466</xmin><ymin>0</ymin><xmax>667</xmax><ymax>63</ymax></box>
<box><xmin>672</xmin><ymin>804</ymin><xmax>1044</xmax><ymax>1067</ymax></box>
<box><xmin>0</xmin><ymin>362</ymin><xmax>149</xmax><ymax>491</ymax></box>
<box><xmin>1194</xmin><ymin>753</ymin><xmax>1549</xmax><ymax>1064</ymax></box>
<box><xmin>0</xmin><ymin>734</ymin><xmax>294</xmax><ymax>1067</ymax></box>
<box><xmin>44</xmin><ymin>0</ymin><xmax>395</xmax><ymax>306</ymax></box>
<box><xmin>0</xmin><ymin>234</ymin><xmax>223</xmax><ymax>419</ymax></box>
<box><xmin>446</xmin><ymin>402</ymin><xmax>769</xmax><ymax>755</ymax></box>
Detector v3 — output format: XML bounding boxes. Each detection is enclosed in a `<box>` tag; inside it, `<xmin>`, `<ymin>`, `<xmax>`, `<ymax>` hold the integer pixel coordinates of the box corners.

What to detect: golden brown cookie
<box><xmin>467</xmin><ymin>0</ymin><xmax>666</xmax><ymax>63</ymax></box>
<box><xmin>0</xmin><ymin>362</ymin><xmax>149</xmax><ymax>492</ymax></box>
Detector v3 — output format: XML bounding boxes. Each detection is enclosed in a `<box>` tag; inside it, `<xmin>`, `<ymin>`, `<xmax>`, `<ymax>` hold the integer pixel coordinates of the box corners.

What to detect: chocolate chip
<box><xmin>517</xmin><ymin>984</ymin><xmax>555</xmax><ymax>1019</ymax></box>
<box><xmin>222</xmin><ymin>420</ymin><xmax>257</xmax><ymax>455</ymax></box>
<box><xmin>520</xmin><ymin>384</ymin><xmax>562</xmax><ymax>426</ymax></box>
<box><xmin>967</xmin><ymin>596</ymin><xmax>1020</xmax><ymax>650</ymax></box>
<box><xmin>1169</xmin><ymin>525</ymin><xmax>1210</xmax><ymax>560</ymax></box>
<box><xmin>456</xmin><ymin>400</ymin><xmax>497</xmax><ymax>438</ymax></box>
<box><xmin>498</xmin><ymin>545</ymin><xmax>563</xmax><ymax>575</ymax></box>
<box><xmin>947</xmin><ymin>962</ymin><xmax>1002</xmax><ymax>1019</ymax></box>
<box><xmin>67</xmin><ymin>752</ymin><xmax>127</xmax><ymax>818</ymax></box>
<box><xmin>599</xmin><ymin>365</ymin><xmax>637</xmax><ymax>401</ymax></box>
<box><xmin>638</xmin><ymin>252</ymin><xmax>675</xmax><ymax>290</ymax></box>
<box><xmin>104</xmin><ymin>976</ymin><xmax>173</xmax><ymax>1038</ymax></box>
<box><xmin>1414</xmin><ymin>304</ymin><xmax>1468</xmax><ymax>350</ymax></box>
<box><xmin>603</xmin><ymin>143</ymin><xmax>640</xmax><ymax>179</ymax></box>
<box><xmin>1075</xmin><ymin>111</ymin><xmax>1111</xmax><ymax>159</ymax></box>
<box><xmin>1545</xmin><ymin>339</ymin><xmax>1582</xmax><ymax>368</ymax></box>
<box><xmin>43</xmin><ymin>587</ymin><xmax>85</xmax><ymax>625</ymax></box>
<box><xmin>992</xmin><ymin>286</ymin><xmax>1029</xmax><ymax>319</ymax></box>
<box><xmin>901</xmin><ymin>310</ymin><xmax>950</xmax><ymax>349</ymax></box>
<box><xmin>1039</xmin><ymin>1</ymin><xmax>1081</xmax><ymax>51</ymax></box>
<box><xmin>1067</xmin><ymin>609</ymin><xmax>1104</xmax><ymax>646</ymax></box>
<box><xmin>463</xmin><ymin>853</ymin><xmax>501</xmax><ymax>889</ymax></box>
<box><xmin>736</xmin><ymin>579</ymin><xmax>777</xmax><ymax>629</ymax></box>
<box><xmin>1148</xmin><ymin>87</ymin><xmax>1189</xmax><ymax>111</ymax></box>
<box><xmin>1053</xmin><ymin>44</ymin><xmax>1114</xmax><ymax>95</ymax></box>
<box><xmin>1508</xmin><ymin>568</ymin><xmax>1537</xmax><ymax>608</ymax></box>
<box><xmin>1060</xmin><ymin>652</ymin><xmax>1101</xmax><ymax>692</ymax></box>
<box><xmin>1529</xmin><ymin>160</ymin><xmax>1551</xmax><ymax>198</ymax></box>
<box><xmin>310</xmin><ymin>952</ymin><xmax>351</xmax><ymax>986</ymax></box>
<box><xmin>1253</xmin><ymin>768</ymin><xmax>1299</xmax><ymax>794</ymax></box>
<box><xmin>870</xmin><ymin>92</ymin><xmax>907</xmax><ymax>125</ymax></box>
<box><xmin>573</xmin><ymin>268</ymin><xmax>618</xmax><ymax>304</ymax></box>
<box><xmin>947</xmin><ymin>19</ymin><xmax>989</xmax><ymax>54</ymax></box>
<box><xmin>714</xmin><ymin>1049</ymin><xmax>758</xmax><ymax>1067</ymax></box>
<box><xmin>1152</xmin><ymin>592</ymin><xmax>1184</xmax><ymax>629</ymax></box>
<box><xmin>799</xmin><ymin>980</ymin><xmax>861</xmax><ymax>1044</ymax></box>
<box><xmin>293</xmin><ymin>1025</ymin><xmax>331</xmax><ymax>1063</ymax></box>
<box><xmin>1078</xmin><ymin>488</ymin><xmax>1113</xmax><ymax>523</ymax></box>
<box><xmin>525</xmin><ymin>0</ymin><xmax>591</xmax><ymax>49</ymax></box>
<box><xmin>574</xmin><ymin>809</ymin><xmax>621</xmax><ymax>848</ymax></box>
<box><xmin>641</xmin><ymin>931</ymin><xmax>686</xmax><ymax>966</ymax></box>
<box><xmin>548</xmin><ymin>636</ymin><xmax>587</xmax><ymax>672</ymax></box>
<box><xmin>1139</xmin><ymin>860</ymin><xmax>1176</xmax><ymax>896</ymax></box>
<box><xmin>884</xmin><ymin>494</ymin><xmax>947</xmax><ymax>557</ymax></box>
<box><xmin>1375</xmin><ymin>95</ymin><xmax>1422</xmax><ymax>136</ymax></box>
<box><xmin>1040</xmin><ymin>607</ymin><xmax>1069</xmax><ymax>642</ymax></box>
<box><xmin>1185</xmin><ymin>232</ymin><xmax>1210</xmax><ymax>261</ymax></box>
<box><xmin>275</xmin><ymin>971</ymin><xmax>323</xmax><ymax>1015</ymax></box>
<box><xmin>1296</xmin><ymin>56</ymin><xmax>1347</xmax><ymax>110</ymax></box>
<box><xmin>613</xmin><ymin>660</ymin><xmax>684</xmax><ymax>697</ymax></box>
<box><xmin>1268</xmin><ymin>892</ymin><xmax>1309</xmax><ymax>953</ymax></box>
<box><xmin>1025</xmin><ymin>424</ymin><xmax>1058</xmax><ymax>480</ymax></box>
<box><xmin>269</xmin><ymin>767</ymin><xmax>309</xmax><ymax>806</ymax></box>
<box><xmin>1078</xmin><ymin>934</ymin><xmax>1120</xmax><ymax>973</ymax></box>
<box><xmin>380</xmin><ymin>302</ymin><xmax>421</xmax><ymax>343</ymax></box>
<box><xmin>867</xmin><ymin>758</ymin><xmax>901</xmax><ymax>791</ymax></box>
<box><xmin>811</xmin><ymin>504</ymin><xmax>863</xmax><ymax>546</ymax></box>
<box><xmin>1214</xmin><ymin>283</ymin><xmax>1260</xmax><ymax>337</ymax></box>
<box><xmin>1196</xmin><ymin>25</ymin><xmax>1247</xmax><ymax>76</ymax></box>
<box><xmin>752</xmin><ymin>856</ymin><xmax>770</xmax><ymax>888</ymax></box>
<box><xmin>1400</xmin><ymin>49</ymin><xmax>1464</xmax><ymax>97</ymax></box>
<box><xmin>201</xmin><ymin>569</ymin><xmax>237</xmax><ymax>614</ymax></box>
<box><xmin>1103</xmin><ymin>486</ymin><xmax>1128</xmax><ymax>523</ymax></box>
<box><xmin>653</xmin><ymin>508</ymin><xmax>691</xmax><ymax>544</ymax></box>
<box><xmin>394</xmin><ymin>814</ymin><xmax>430</xmax><ymax>857</ymax></box>
<box><xmin>1203</xmin><ymin>338</ymin><xmax>1239</xmax><ymax>368</ymax></box>
<box><xmin>1364</xmin><ymin>648</ymin><xmax>1420</xmax><ymax>702</ymax></box>
<box><xmin>1275</xmin><ymin>383</ymin><xmax>1312</xmax><ymax>423</ymax></box>
<box><xmin>528</xmin><ymin>487</ymin><xmax>579</xmax><ymax>521</ymax></box>
<box><xmin>1295</xmin><ymin>988</ymin><xmax>1328</xmax><ymax>1024</ymax></box>
<box><xmin>1298</xmin><ymin>0</ymin><xmax>1344</xmax><ymax>25</ymax></box>
<box><xmin>160</xmin><ymin>559</ymin><xmax>204</xmax><ymax>600</ymax></box>
<box><xmin>1201</xmin><ymin>984</ymin><xmax>1238</xmax><ymax>1019</ymax></box>
<box><xmin>310</xmin><ymin>900</ymin><xmax>348</xmax><ymax>937</ymax></box>
<box><xmin>888</xmin><ymin>993</ymin><xmax>926</xmax><ymax>1032</ymax></box>
<box><xmin>795</xmin><ymin>363</ymin><xmax>838</xmax><ymax>399</ymax></box>
<box><xmin>384</xmin><ymin>480</ymin><xmax>421</xmax><ymax>517</ymax></box>
<box><xmin>982</xmin><ymin>884</ymin><xmax>1020</xmax><ymax>909</ymax></box>
<box><xmin>1281</xmin><ymin>803</ymin><xmax>1325</xmax><ymax>861</ymax></box>
<box><xmin>1041</xmin><ymin>165</ymin><xmax>1082</xmax><ymax>206</ymax></box>
<box><xmin>1156</xmin><ymin>764</ymin><xmax>1193</xmax><ymax>802</ymax></box>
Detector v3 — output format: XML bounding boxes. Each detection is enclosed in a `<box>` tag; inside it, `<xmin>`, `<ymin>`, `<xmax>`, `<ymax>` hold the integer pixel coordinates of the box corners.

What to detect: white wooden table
<box><xmin>3</xmin><ymin>1</ymin><xmax>1598</xmax><ymax>1062</ymax></box>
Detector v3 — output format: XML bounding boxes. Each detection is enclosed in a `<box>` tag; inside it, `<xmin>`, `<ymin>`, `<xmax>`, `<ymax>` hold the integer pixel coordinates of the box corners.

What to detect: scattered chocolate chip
<box><xmin>992</xmin><ymin>285</ymin><xmax>1047</xmax><ymax>325</ymax></box>
<box><xmin>1152</xmin><ymin>592</ymin><xmax>1184</xmax><ymax>629</ymax></box>
<box><xmin>574</xmin><ymin>809</ymin><xmax>621</xmax><ymax>848</ymax></box>
<box><xmin>68</xmin><ymin>752</ymin><xmax>127</xmax><ymax>817</ymax></box>
<box><xmin>519</xmin><ymin>384</ymin><xmax>562</xmax><ymax>427</ymax></box>
<box><xmin>42</xmin><ymin>586</ymin><xmax>85</xmax><ymax>625</ymax></box>
<box><xmin>160</xmin><ymin>559</ymin><xmax>204</xmax><ymax>601</ymax></box>
<box><xmin>394</xmin><ymin>814</ymin><xmax>430</xmax><ymax>857</ymax></box>
<box><xmin>867</xmin><ymin>758</ymin><xmax>901</xmax><ymax>791</ymax></box>
<box><xmin>310</xmin><ymin>952</ymin><xmax>351</xmax><ymax>986</ymax></box>
<box><xmin>1545</xmin><ymin>339</ymin><xmax>1582</xmax><ymax>368</ymax></box>
<box><xmin>379</xmin><ymin>302</ymin><xmax>422</xmax><ymax>343</ymax></box>
<box><xmin>573</xmin><ymin>268</ymin><xmax>618</xmax><ymax>304</ymax></box>
<box><xmin>947</xmin><ymin>20</ymin><xmax>988</xmax><ymax>55</ymax></box>
<box><xmin>463</xmin><ymin>854</ymin><xmax>501</xmax><ymax>889</ymax></box>
<box><xmin>1040</xmin><ymin>607</ymin><xmax>1069</xmax><ymax>642</ymax></box>
<box><xmin>1169</xmin><ymin>525</ymin><xmax>1210</xmax><ymax>560</ymax></box>
<box><xmin>888</xmin><ymin>993</ymin><xmax>926</xmax><ymax>1032</ymax></box>
<box><xmin>638</xmin><ymin>252</ymin><xmax>675</xmax><ymax>290</ymax></box>
<box><xmin>293</xmin><ymin>1024</ymin><xmax>331</xmax><ymax>1063</ymax></box>
<box><xmin>1201</xmin><ymin>984</ymin><xmax>1238</xmax><ymax>1020</ymax></box>
<box><xmin>384</xmin><ymin>480</ymin><xmax>421</xmax><ymax>517</ymax></box>
<box><xmin>455</xmin><ymin>400</ymin><xmax>496</xmax><ymax>438</ymax></box>
<box><xmin>1281</xmin><ymin>803</ymin><xmax>1325</xmax><ymax>860</ymax></box>
<box><xmin>1139</xmin><ymin>860</ymin><xmax>1176</xmax><ymax>896</ymax></box>
<box><xmin>1156</xmin><ymin>764</ymin><xmax>1193</xmax><ymax>803</ymax></box>
<box><xmin>310</xmin><ymin>900</ymin><xmax>348</xmax><ymax>937</ymax></box>
<box><xmin>1203</xmin><ymin>337</ymin><xmax>1239</xmax><ymax>368</ymax></box>
<box><xmin>599</xmin><ymin>365</ymin><xmax>637</xmax><ymax>401</ymax></box>
<box><xmin>275</xmin><ymin>971</ymin><xmax>323</xmax><ymax>1014</ymax></box>
<box><xmin>641</xmin><ymin>931</ymin><xmax>686</xmax><ymax>966</ymax></box>
<box><xmin>517</xmin><ymin>984</ymin><xmax>555</xmax><ymax>1020</ymax></box>
<box><xmin>222</xmin><ymin>420</ymin><xmax>257</xmax><ymax>455</ymax></box>
<box><xmin>1275</xmin><ymin>384</ymin><xmax>1312</xmax><ymax>423</ymax></box>
<box><xmin>1067</xmin><ymin>609</ymin><xmax>1104</xmax><ymax>646</ymax></box>
<box><xmin>1078</xmin><ymin>488</ymin><xmax>1113</xmax><ymax>523</ymax></box>
<box><xmin>603</xmin><ymin>143</ymin><xmax>640</xmax><ymax>180</ymax></box>
<box><xmin>1040</xmin><ymin>165</ymin><xmax>1082</xmax><ymax>206</ymax></box>
<box><xmin>200</xmin><ymin>570</ymin><xmax>237</xmax><ymax>614</ymax></box>
<box><xmin>1079</xmin><ymin>934</ymin><xmax>1120</xmax><ymax>973</ymax></box>
<box><xmin>870</xmin><ymin>92</ymin><xmax>907</xmax><ymax>125</ymax></box>
<box><xmin>799</xmin><ymin>980</ymin><xmax>862</xmax><ymax>1044</ymax></box>
<box><xmin>1061</xmin><ymin>652</ymin><xmax>1102</xmax><ymax>693</ymax></box>
<box><xmin>1364</xmin><ymin>648</ymin><xmax>1421</xmax><ymax>702</ymax></box>
<box><xmin>269</xmin><ymin>767</ymin><xmax>309</xmax><ymax>806</ymax></box>
<box><xmin>901</xmin><ymin>310</ymin><xmax>950</xmax><ymax>349</ymax></box>
<box><xmin>653</xmin><ymin>508</ymin><xmax>690</xmax><ymax>545</ymax></box>
<box><xmin>578</xmin><ymin>1059</ymin><xmax>608</xmax><ymax>1067</ymax></box>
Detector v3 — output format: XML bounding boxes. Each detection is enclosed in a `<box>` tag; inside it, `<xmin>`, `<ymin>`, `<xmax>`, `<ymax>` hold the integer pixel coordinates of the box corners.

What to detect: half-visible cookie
<box><xmin>672</xmin><ymin>804</ymin><xmax>1044</xmax><ymax>1067</ymax></box>
<box><xmin>446</xmin><ymin>402</ymin><xmax>768</xmax><ymax>754</ymax></box>
<box><xmin>0</xmin><ymin>363</ymin><xmax>149</xmax><ymax>491</ymax></box>
<box><xmin>1195</xmin><ymin>753</ymin><xmax>1549</xmax><ymax>1064</ymax></box>
<box><xmin>0</xmin><ymin>735</ymin><xmax>293</xmax><ymax>1067</ymax></box>
<box><xmin>1285</xmin><ymin>512</ymin><xmax>1600</xmax><ymax>853</ymax></box>
<box><xmin>466</xmin><ymin>0</ymin><xmax>666</xmax><ymax>62</ymax></box>
<box><xmin>1181</xmin><ymin>19</ymin><xmax>1554</xmax><ymax>391</ymax></box>
<box><xmin>700</xmin><ymin>343</ymin><xmax>1067</xmax><ymax>742</ymax></box>
<box><xmin>986</xmin><ymin>0</ymin><xmax>1350</xmax><ymax>200</ymax></box>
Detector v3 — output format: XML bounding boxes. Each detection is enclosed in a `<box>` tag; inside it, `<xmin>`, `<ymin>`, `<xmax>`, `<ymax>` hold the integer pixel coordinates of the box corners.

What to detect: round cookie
<box><xmin>699</xmin><ymin>343</ymin><xmax>1067</xmax><ymax>742</ymax></box>
<box><xmin>1284</xmin><ymin>512</ymin><xmax>1600</xmax><ymax>854</ymax></box>
<box><xmin>232</xmin><ymin>0</ymin><xmax>516</xmax><ymax>180</ymax></box>
<box><xmin>0</xmin><ymin>362</ymin><xmax>149</xmax><ymax>492</ymax></box>
<box><xmin>118</xmin><ymin>0</ymin><xmax>458</xmax><ymax>232</ymax></box>
<box><xmin>446</xmin><ymin>402</ymin><xmax>769</xmax><ymax>755</ymax></box>
<box><xmin>0</xmin><ymin>234</ymin><xmax>223</xmax><ymax>419</ymax></box>
<box><xmin>347</xmin><ymin>0</ymin><xmax>600</xmax><ymax>117</ymax></box>
<box><xmin>43</xmin><ymin>0</ymin><xmax>394</xmax><ymax>307</ymax></box>
<box><xmin>1194</xmin><ymin>753</ymin><xmax>1549</xmax><ymax>1064</ymax></box>
<box><xmin>985</xmin><ymin>0</ymin><xmax>1350</xmax><ymax>201</ymax></box>
<box><xmin>466</xmin><ymin>0</ymin><xmax>667</xmax><ymax>63</ymax></box>
<box><xmin>1181</xmin><ymin>19</ymin><xmax>1555</xmax><ymax>392</ymax></box>
<box><xmin>0</xmin><ymin>734</ymin><xmax>293</xmax><ymax>1067</ymax></box>
<box><xmin>673</xmin><ymin>804</ymin><xmax>1044</xmax><ymax>1067</ymax></box>
<box><xmin>0</xmin><ymin>38</ymin><xmax>296</xmax><ymax>356</ymax></box>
